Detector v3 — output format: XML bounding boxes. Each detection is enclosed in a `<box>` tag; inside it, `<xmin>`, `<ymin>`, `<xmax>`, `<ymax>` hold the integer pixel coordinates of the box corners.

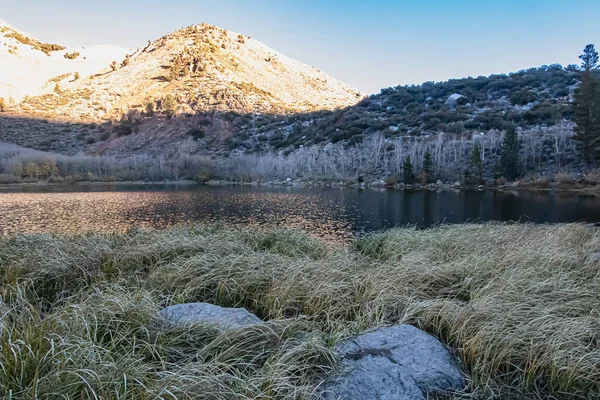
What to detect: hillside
<box><xmin>0</xmin><ymin>22</ymin><xmax>363</xmax><ymax>156</ymax></box>
<box><xmin>0</xmin><ymin>20</ymin><xmax>131</xmax><ymax>102</ymax></box>
<box><xmin>212</xmin><ymin>64</ymin><xmax>588</xmax><ymax>182</ymax></box>
<box><xmin>229</xmin><ymin>64</ymin><xmax>580</xmax><ymax>152</ymax></box>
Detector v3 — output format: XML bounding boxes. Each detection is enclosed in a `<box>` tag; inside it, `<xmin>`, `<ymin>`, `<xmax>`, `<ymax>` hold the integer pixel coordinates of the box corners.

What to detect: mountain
<box><xmin>0</xmin><ymin>20</ymin><xmax>591</xmax><ymax>185</ymax></box>
<box><xmin>0</xmin><ymin>20</ymin><xmax>131</xmax><ymax>102</ymax></box>
<box><xmin>0</xmin><ymin>22</ymin><xmax>363</xmax><ymax>156</ymax></box>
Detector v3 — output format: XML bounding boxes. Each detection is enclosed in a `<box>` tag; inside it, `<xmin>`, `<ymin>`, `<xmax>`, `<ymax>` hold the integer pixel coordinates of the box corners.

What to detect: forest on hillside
<box><xmin>1</xmin><ymin>46</ymin><xmax>600</xmax><ymax>187</ymax></box>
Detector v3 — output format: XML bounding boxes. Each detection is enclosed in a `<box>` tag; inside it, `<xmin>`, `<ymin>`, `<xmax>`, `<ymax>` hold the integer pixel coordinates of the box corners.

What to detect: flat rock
<box><xmin>157</xmin><ymin>302</ymin><xmax>262</xmax><ymax>331</ymax></box>
<box><xmin>322</xmin><ymin>325</ymin><xmax>464</xmax><ymax>400</ymax></box>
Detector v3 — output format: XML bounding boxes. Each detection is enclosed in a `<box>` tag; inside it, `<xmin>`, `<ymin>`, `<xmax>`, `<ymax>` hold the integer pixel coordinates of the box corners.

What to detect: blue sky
<box><xmin>2</xmin><ymin>0</ymin><xmax>599</xmax><ymax>94</ymax></box>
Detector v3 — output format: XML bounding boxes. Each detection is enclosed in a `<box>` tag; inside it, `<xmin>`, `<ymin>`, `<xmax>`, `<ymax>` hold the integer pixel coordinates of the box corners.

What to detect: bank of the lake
<box><xmin>206</xmin><ymin>177</ymin><xmax>600</xmax><ymax>194</ymax></box>
<box><xmin>2</xmin><ymin>177</ymin><xmax>600</xmax><ymax>196</ymax></box>
<box><xmin>1</xmin><ymin>223</ymin><xmax>599</xmax><ymax>399</ymax></box>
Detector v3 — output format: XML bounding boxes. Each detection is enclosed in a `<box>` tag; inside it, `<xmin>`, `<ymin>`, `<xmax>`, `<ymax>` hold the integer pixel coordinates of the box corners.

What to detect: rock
<box><xmin>454</xmin><ymin>181</ymin><xmax>461</xmax><ymax>187</ymax></box>
<box><xmin>592</xmin><ymin>253</ymin><xmax>600</xmax><ymax>263</ymax></box>
<box><xmin>445</xmin><ymin>93</ymin><xmax>465</xmax><ymax>108</ymax></box>
<box><xmin>157</xmin><ymin>302</ymin><xmax>262</xmax><ymax>331</ymax></box>
<box><xmin>322</xmin><ymin>325</ymin><xmax>464</xmax><ymax>400</ymax></box>
<box><xmin>286</xmin><ymin>177</ymin><xmax>292</xmax><ymax>182</ymax></box>
<box><xmin>436</xmin><ymin>180</ymin><xmax>443</xmax><ymax>185</ymax></box>
<box><xmin>388</xmin><ymin>126</ymin><xmax>399</xmax><ymax>132</ymax></box>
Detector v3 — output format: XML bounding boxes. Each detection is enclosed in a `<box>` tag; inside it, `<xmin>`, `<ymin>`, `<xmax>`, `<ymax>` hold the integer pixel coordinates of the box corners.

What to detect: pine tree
<box><xmin>403</xmin><ymin>156</ymin><xmax>414</xmax><ymax>184</ymax></box>
<box><xmin>572</xmin><ymin>44</ymin><xmax>600</xmax><ymax>163</ymax></box>
<box><xmin>470</xmin><ymin>143</ymin><xmax>483</xmax><ymax>184</ymax></box>
<box><xmin>580</xmin><ymin>44</ymin><xmax>599</xmax><ymax>71</ymax></box>
<box><xmin>423</xmin><ymin>151</ymin><xmax>433</xmax><ymax>182</ymax></box>
<box><xmin>0</xmin><ymin>97</ymin><xmax>5</xmax><ymax>112</ymax></box>
<box><xmin>162</xmin><ymin>94</ymin><xmax>178</xmax><ymax>119</ymax></box>
<box><xmin>110</xmin><ymin>61</ymin><xmax>118</xmax><ymax>71</ymax></box>
<box><xmin>500</xmin><ymin>124</ymin><xmax>521</xmax><ymax>181</ymax></box>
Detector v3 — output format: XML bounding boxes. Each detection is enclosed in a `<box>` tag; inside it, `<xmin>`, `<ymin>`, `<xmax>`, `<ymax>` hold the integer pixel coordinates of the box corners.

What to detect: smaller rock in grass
<box><xmin>158</xmin><ymin>302</ymin><xmax>262</xmax><ymax>331</ymax></box>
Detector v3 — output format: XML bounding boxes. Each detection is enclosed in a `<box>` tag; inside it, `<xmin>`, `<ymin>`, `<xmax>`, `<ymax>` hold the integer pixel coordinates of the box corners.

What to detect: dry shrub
<box><xmin>584</xmin><ymin>169</ymin><xmax>600</xmax><ymax>185</ymax></box>
<box><xmin>383</xmin><ymin>175</ymin><xmax>398</xmax><ymax>186</ymax></box>
<box><xmin>555</xmin><ymin>172</ymin><xmax>575</xmax><ymax>185</ymax></box>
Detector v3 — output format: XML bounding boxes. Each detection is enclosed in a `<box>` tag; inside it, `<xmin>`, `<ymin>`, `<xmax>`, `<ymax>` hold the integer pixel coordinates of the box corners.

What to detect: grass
<box><xmin>0</xmin><ymin>223</ymin><xmax>599</xmax><ymax>399</ymax></box>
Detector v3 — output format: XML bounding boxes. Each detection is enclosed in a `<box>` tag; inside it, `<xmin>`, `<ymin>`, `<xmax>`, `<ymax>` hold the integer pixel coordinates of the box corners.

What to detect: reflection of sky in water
<box><xmin>1</xmin><ymin>185</ymin><xmax>599</xmax><ymax>240</ymax></box>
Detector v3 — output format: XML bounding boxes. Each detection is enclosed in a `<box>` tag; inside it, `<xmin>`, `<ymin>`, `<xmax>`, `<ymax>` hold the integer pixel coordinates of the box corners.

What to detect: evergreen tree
<box><xmin>0</xmin><ymin>97</ymin><xmax>5</xmax><ymax>112</ymax></box>
<box><xmin>470</xmin><ymin>143</ymin><xmax>483</xmax><ymax>184</ymax></box>
<box><xmin>580</xmin><ymin>44</ymin><xmax>599</xmax><ymax>71</ymax></box>
<box><xmin>162</xmin><ymin>94</ymin><xmax>178</xmax><ymax>119</ymax></box>
<box><xmin>423</xmin><ymin>151</ymin><xmax>433</xmax><ymax>182</ymax></box>
<box><xmin>110</xmin><ymin>61</ymin><xmax>118</xmax><ymax>71</ymax></box>
<box><xmin>500</xmin><ymin>124</ymin><xmax>521</xmax><ymax>181</ymax></box>
<box><xmin>572</xmin><ymin>44</ymin><xmax>600</xmax><ymax>163</ymax></box>
<box><xmin>403</xmin><ymin>156</ymin><xmax>414</xmax><ymax>184</ymax></box>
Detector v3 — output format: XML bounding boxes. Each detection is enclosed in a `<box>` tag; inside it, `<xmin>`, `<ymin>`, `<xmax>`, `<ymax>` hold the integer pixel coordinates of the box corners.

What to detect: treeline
<box><xmin>0</xmin><ymin>124</ymin><xmax>590</xmax><ymax>186</ymax></box>
<box><xmin>215</xmin><ymin>126</ymin><xmax>578</xmax><ymax>184</ymax></box>
<box><xmin>0</xmin><ymin>143</ymin><xmax>212</xmax><ymax>184</ymax></box>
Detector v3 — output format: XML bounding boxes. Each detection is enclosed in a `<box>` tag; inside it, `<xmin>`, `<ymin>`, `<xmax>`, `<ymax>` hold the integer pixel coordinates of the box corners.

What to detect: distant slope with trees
<box><xmin>1</xmin><ymin>38</ymin><xmax>600</xmax><ymax>188</ymax></box>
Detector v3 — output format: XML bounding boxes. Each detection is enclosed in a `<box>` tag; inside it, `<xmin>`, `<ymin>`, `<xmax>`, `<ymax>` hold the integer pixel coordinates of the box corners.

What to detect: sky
<box><xmin>1</xmin><ymin>0</ymin><xmax>599</xmax><ymax>94</ymax></box>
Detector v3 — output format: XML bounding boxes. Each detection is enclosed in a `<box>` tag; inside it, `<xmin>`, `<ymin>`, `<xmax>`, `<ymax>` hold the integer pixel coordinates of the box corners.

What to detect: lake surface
<box><xmin>0</xmin><ymin>184</ymin><xmax>599</xmax><ymax>239</ymax></box>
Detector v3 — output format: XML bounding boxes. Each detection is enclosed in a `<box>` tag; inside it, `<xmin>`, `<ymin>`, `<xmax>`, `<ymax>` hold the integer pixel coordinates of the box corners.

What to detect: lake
<box><xmin>0</xmin><ymin>184</ymin><xmax>599</xmax><ymax>239</ymax></box>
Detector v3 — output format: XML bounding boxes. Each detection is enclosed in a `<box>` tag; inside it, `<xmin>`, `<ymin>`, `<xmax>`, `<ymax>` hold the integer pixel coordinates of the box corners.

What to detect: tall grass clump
<box><xmin>0</xmin><ymin>223</ymin><xmax>599</xmax><ymax>398</ymax></box>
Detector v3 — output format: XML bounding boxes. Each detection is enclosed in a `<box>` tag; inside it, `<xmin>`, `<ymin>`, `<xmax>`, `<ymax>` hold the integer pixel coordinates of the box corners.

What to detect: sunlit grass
<box><xmin>0</xmin><ymin>223</ymin><xmax>599</xmax><ymax>399</ymax></box>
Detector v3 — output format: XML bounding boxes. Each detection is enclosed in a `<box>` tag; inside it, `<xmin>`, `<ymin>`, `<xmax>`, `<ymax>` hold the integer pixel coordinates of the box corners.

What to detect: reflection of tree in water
<box><xmin>0</xmin><ymin>186</ymin><xmax>599</xmax><ymax>239</ymax></box>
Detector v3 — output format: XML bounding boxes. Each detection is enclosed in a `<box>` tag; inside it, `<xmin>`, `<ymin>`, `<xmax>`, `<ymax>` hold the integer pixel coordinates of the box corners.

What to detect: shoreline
<box><xmin>0</xmin><ymin>178</ymin><xmax>598</xmax><ymax>195</ymax></box>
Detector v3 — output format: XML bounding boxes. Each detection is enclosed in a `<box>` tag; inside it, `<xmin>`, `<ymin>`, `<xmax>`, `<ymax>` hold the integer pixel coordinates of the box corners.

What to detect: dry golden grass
<box><xmin>0</xmin><ymin>223</ymin><xmax>599</xmax><ymax>399</ymax></box>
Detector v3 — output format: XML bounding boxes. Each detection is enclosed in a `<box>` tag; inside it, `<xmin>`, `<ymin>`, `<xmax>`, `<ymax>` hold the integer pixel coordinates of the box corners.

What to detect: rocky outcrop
<box><xmin>157</xmin><ymin>302</ymin><xmax>262</xmax><ymax>331</ymax></box>
<box><xmin>445</xmin><ymin>93</ymin><xmax>465</xmax><ymax>108</ymax></box>
<box><xmin>322</xmin><ymin>325</ymin><xmax>464</xmax><ymax>400</ymax></box>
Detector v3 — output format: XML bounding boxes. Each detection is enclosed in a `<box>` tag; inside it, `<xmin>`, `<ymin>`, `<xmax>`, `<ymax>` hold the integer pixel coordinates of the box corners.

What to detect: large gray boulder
<box><xmin>445</xmin><ymin>93</ymin><xmax>465</xmax><ymax>108</ymax></box>
<box><xmin>157</xmin><ymin>302</ymin><xmax>262</xmax><ymax>331</ymax></box>
<box><xmin>322</xmin><ymin>324</ymin><xmax>464</xmax><ymax>400</ymax></box>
